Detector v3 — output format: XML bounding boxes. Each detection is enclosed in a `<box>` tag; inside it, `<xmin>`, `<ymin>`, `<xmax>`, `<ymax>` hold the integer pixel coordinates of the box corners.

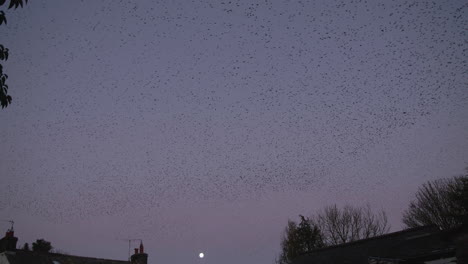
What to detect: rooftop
<box><xmin>1</xmin><ymin>250</ymin><xmax>129</xmax><ymax>264</ymax></box>
<box><xmin>292</xmin><ymin>226</ymin><xmax>460</xmax><ymax>264</ymax></box>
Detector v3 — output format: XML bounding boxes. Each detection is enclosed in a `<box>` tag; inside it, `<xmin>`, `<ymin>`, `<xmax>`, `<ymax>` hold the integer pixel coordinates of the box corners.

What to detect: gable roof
<box><xmin>292</xmin><ymin>226</ymin><xmax>458</xmax><ymax>264</ymax></box>
<box><xmin>1</xmin><ymin>250</ymin><xmax>129</xmax><ymax>264</ymax></box>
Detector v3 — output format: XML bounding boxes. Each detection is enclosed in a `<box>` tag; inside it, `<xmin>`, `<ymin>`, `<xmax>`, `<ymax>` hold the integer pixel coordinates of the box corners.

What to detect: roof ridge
<box><xmin>303</xmin><ymin>225</ymin><xmax>440</xmax><ymax>254</ymax></box>
<box><xmin>15</xmin><ymin>250</ymin><xmax>129</xmax><ymax>263</ymax></box>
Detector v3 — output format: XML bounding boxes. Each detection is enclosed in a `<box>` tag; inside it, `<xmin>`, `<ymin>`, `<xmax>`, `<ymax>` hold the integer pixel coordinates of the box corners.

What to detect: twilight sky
<box><xmin>0</xmin><ymin>0</ymin><xmax>467</xmax><ymax>263</ymax></box>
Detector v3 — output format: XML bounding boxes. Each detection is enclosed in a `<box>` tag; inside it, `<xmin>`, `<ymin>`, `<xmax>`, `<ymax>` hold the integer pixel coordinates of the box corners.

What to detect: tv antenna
<box><xmin>125</xmin><ymin>239</ymin><xmax>142</xmax><ymax>260</ymax></box>
<box><xmin>0</xmin><ymin>220</ymin><xmax>14</xmax><ymax>231</ymax></box>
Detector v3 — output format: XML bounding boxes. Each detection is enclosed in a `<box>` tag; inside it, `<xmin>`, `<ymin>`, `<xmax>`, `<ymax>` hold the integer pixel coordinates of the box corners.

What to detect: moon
<box><xmin>199</xmin><ymin>252</ymin><xmax>204</xmax><ymax>258</ymax></box>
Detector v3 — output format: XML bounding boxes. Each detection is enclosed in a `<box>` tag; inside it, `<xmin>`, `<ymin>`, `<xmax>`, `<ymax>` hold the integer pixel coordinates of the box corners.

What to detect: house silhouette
<box><xmin>292</xmin><ymin>225</ymin><xmax>467</xmax><ymax>264</ymax></box>
<box><xmin>0</xmin><ymin>228</ymin><xmax>148</xmax><ymax>264</ymax></box>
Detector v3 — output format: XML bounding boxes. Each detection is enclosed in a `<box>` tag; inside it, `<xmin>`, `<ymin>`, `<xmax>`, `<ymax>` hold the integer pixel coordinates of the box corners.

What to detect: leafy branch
<box><xmin>0</xmin><ymin>0</ymin><xmax>28</xmax><ymax>108</ymax></box>
<box><xmin>0</xmin><ymin>0</ymin><xmax>28</xmax><ymax>9</ymax></box>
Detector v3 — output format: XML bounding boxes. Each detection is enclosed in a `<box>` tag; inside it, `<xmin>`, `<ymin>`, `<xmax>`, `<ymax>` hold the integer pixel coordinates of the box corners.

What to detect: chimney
<box><xmin>0</xmin><ymin>230</ymin><xmax>18</xmax><ymax>252</ymax></box>
<box><xmin>130</xmin><ymin>242</ymin><xmax>148</xmax><ymax>264</ymax></box>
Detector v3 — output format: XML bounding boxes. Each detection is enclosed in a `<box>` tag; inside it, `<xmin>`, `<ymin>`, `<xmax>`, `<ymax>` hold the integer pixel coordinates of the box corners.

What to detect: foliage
<box><xmin>0</xmin><ymin>47</ymin><xmax>11</xmax><ymax>108</ymax></box>
<box><xmin>313</xmin><ymin>204</ymin><xmax>389</xmax><ymax>246</ymax></box>
<box><xmin>32</xmin><ymin>239</ymin><xmax>53</xmax><ymax>253</ymax></box>
<box><xmin>277</xmin><ymin>204</ymin><xmax>389</xmax><ymax>263</ymax></box>
<box><xmin>277</xmin><ymin>215</ymin><xmax>324</xmax><ymax>264</ymax></box>
<box><xmin>0</xmin><ymin>11</ymin><xmax>6</xmax><ymax>25</ymax></box>
<box><xmin>22</xmin><ymin>242</ymin><xmax>29</xmax><ymax>251</ymax></box>
<box><xmin>402</xmin><ymin>170</ymin><xmax>468</xmax><ymax>230</ymax></box>
<box><xmin>0</xmin><ymin>0</ymin><xmax>28</xmax><ymax>9</ymax></box>
<box><xmin>0</xmin><ymin>0</ymin><xmax>28</xmax><ymax>108</ymax></box>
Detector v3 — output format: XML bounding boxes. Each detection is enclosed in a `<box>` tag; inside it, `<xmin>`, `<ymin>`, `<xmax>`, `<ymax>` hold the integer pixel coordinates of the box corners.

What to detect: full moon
<box><xmin>199</xmin><ymin>252</ymin><xmax>204</xmax><ymax>258</ymax></box>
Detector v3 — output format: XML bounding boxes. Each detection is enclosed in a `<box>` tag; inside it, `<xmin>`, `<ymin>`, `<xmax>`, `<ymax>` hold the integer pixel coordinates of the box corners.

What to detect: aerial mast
<box><xmin>126</xmin><ymin>239</ymin><xmax>142</xmax><ymax>260</ymax></box>
<box><xmin>0</xmin><ymin>219</ymin><xmax>14</xmax><ymax>231</ymax></box>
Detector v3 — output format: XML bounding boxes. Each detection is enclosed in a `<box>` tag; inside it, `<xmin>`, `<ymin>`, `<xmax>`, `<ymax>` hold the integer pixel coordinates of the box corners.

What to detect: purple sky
<box><xmin>1</xmin><ymin>0</ymin><xmax>467</xmax><ymax>263</ymax></box>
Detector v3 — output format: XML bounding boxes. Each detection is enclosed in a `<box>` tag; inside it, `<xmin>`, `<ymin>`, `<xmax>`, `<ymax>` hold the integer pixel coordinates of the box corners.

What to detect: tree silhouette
<box><xmin>277</xmin><ymin>215</ymin><xmax>324</xmax><ymax>264</ymax></box>
<box><xmin>0</xmin><ymin>0</ymin><xmax>28</xmax><ymax>108</ymax></box>
<box><xmin>22</xmin><ymin>242</ymin><xmax>29</xmax><ymax>251</ymax></box>
<box><xmin>449</xmin><ymin>168</ymin><xmax>468</xmax><ymax>225</ymax></box>
<box><xmin>32</xmin><ymin>239</ymin><xmax>52</xmax><ymax>253</ymax></box>
<box><xmin>403</xmin><ymin>169</ymin><xmax>468</xmax><ymax>230</ymax></box>
<box><xmin>313</xmin><ymin>204</ymin><xmax>390</xmax><ymax>246</ymax></box>
<box><xmin>277</xmin><ymin>204</ymin><xmax>389</xmax><ymax>263</ymax></box>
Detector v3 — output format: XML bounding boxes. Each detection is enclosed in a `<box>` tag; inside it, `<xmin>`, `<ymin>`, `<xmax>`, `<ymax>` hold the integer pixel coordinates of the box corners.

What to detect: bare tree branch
<box><xmin>313</xmin><ymin>204</ymin><xmax>389</xmax><ymax>246</ymax></box>
<box><xmin>402</xmin><ymin>173</ymin><xmax>468</xmax><ymax>230</ymax></box>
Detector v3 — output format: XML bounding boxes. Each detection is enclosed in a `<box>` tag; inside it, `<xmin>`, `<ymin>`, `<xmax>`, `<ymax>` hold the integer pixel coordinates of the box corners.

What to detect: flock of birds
<box><xmin>0</xmin><ymin>0</ymin><xmax>466</xmax><ymax>262</ymax></box>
